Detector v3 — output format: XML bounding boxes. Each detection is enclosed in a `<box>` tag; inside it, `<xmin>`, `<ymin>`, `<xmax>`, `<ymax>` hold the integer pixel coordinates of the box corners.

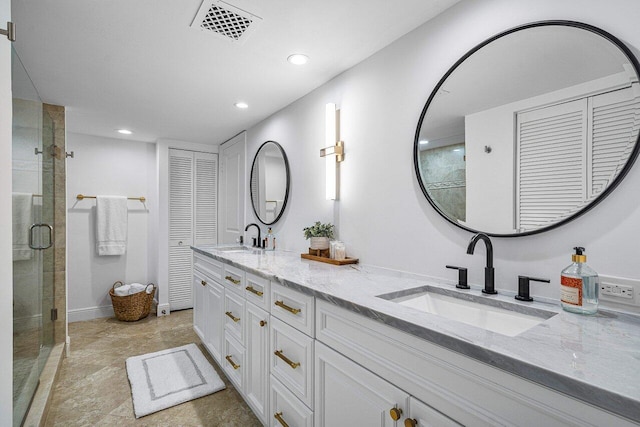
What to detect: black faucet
<box><xmin>466</xmin><ymin>233</ymin><xmax>497</xmax><ymax>294</ymax></box>
<box><xmin>244</xmin><ymin>223</ymin><xmax>261</xmax><ymax>248</ymax></box>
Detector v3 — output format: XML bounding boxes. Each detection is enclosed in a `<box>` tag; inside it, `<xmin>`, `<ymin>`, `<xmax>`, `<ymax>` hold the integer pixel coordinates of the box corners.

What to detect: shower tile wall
<box><xmin>419</xmin><ymin>143</ymin><xmax>466</xmax><ymax>221</ymax></box>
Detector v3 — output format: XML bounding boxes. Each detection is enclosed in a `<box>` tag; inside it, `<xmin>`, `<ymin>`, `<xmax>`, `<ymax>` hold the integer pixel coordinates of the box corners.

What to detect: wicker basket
<box><xmin>109</xmin><ymin>281</ymin><xmax>156</xmax><ymax>322</ymax></box>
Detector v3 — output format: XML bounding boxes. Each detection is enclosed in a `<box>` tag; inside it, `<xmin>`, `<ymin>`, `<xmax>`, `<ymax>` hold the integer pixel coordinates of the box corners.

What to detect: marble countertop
<box><xmin>192</xmin><ymin>245</ymin><xmax>640</xmax><ymax>422</ymax></box>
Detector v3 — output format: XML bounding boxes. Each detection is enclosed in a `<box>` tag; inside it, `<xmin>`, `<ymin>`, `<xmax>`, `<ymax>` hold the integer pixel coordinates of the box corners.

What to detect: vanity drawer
<box><xmin>194</xmin><ymin>253</ymin><xmax>223</xmax><ymax>283</ymax></box>
<box><xmin>270</xmin><ymin>316</ymin><xmax>314</xmax><ymax>409</ymax></box>
<box><xmin>270</xmin><ymin>375</ymin><xmax>313</xmax><ymax>427</ymax></box>
<box><xmin>223</xmin><ymin>264</ymin><xmax>245</xmax><ymax>295</ymax></box>
<box><xmin>223</xmin><ymin>333</ymin><xmax>245</xmax><ymax>392</ymax></box>
<box><xmin>245</xmin><ymin>272</ymin><xmax>270</xmax><ymax>311</ymax></box>
<box><xmin>271</xmin><ymin>282</ymin><xmax>315</xmax><ymax>337</ymax></box>
<box><xmin>224</xmin><ymin>290</ymin><xmax>245</xmax><ymax>343</ymax></box>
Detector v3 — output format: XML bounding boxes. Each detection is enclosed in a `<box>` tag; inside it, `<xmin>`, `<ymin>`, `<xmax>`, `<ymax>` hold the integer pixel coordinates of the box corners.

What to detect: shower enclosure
<box><xmin>12</xmin><ymin>46</ymin><xmax>56</xmax><ymax>426</ymax></box>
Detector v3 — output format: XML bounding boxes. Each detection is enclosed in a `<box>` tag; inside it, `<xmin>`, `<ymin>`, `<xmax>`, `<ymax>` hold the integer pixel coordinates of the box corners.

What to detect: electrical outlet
<box><xmin>601</xmin><ymin>283</ymin><xmax>633</xmax><ymax>299</ymax></box>
<box><xmin>599</xmin><ymin>275</ymin><xmax>640</xmax><ymax>311</ymax></box>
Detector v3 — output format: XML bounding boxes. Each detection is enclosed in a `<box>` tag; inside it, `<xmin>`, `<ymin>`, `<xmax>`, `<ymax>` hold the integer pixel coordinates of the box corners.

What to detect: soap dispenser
<box><xmin>265</xmin><ymin>228</ymin><xmax>276</xmax><ymax>251</ymax></box>
<box><xmin>561</xmin><ymin>247</ymin><xmax>599</xmax><ymax>315</ymax></box>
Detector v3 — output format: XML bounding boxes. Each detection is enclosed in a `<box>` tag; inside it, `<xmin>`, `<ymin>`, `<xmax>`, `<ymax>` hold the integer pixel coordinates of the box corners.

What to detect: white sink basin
<box><xmin>389</xmin><ymin>291</ymin><xmax>554</xmax><ymax>337</ymax></box>
<box><xmin>217</xmin><ymin>246</ymin><xmax>263</xmax><ymax>254</ymax></box>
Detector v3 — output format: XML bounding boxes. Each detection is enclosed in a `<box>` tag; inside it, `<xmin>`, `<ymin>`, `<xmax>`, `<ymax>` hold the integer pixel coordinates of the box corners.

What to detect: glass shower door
<box><xmin>12</xmin><ymin>46</ymin><xmax>56</xmax><ymax>427</ymax></box>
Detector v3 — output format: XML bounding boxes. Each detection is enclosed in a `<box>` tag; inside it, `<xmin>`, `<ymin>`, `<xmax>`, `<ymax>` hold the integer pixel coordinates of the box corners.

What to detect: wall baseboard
<box><xmin>157</xmin><ymin>303</ymin><xmax>170</xmax><ymax>316</ymax></box>
<box><xmin>68</xmin><ymin>305</ymin><xmax>114</xmax><ymax>323</ymax></box>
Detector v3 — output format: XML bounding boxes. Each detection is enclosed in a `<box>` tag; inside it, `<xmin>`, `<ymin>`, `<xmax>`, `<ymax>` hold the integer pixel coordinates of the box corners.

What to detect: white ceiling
<box><xmin>12</xmin><ymin>0</ymin><xmax>460</xmax><ymax>144</ymax></box>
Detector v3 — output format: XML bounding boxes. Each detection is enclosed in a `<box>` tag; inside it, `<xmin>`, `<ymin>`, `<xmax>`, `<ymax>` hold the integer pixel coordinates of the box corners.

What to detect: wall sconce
<box><xmin>321</xmin><ymin>103</ymin><xmax>344</xmax><ymax>200</ymax></box>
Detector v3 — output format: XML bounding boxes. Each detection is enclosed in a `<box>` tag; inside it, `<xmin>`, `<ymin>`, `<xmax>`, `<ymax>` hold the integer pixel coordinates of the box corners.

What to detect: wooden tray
<box><xmin>301</xmin><ymin>253</ymin><xmax>359</xmax><ymax>265</ymax></box>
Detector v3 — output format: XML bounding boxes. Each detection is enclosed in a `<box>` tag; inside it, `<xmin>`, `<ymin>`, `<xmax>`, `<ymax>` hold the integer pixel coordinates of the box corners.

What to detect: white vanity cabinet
<box><xmin>193</xmin><ymin>253</ymin><xmax>224</xmax><ymax>364</ymax></box>
<box><xmin>204</xmin><ymin>279</ymin><xmax>224</xmax><ymax>363</ymax></box>
<box><xmin>315</xmin><ymin>341</ymin><xmax>410</xmax><ymax>427</ymax></box>
<box><xmin>315</xmin><ymin>300</ymin><xmax>636</xmax><ymax>427</ymax></box>
<box><xmin>270</xmin><ymin>282</ymin><xmax>316</xmax><ymax>426</ymax></box>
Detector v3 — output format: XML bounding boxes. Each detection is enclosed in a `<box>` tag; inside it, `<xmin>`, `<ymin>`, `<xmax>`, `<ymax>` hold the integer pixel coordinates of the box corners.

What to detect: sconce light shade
<box><xmin>323</xmin><ymin>103</ymin><xmax>341</xmax><ymax>200</ymax></box>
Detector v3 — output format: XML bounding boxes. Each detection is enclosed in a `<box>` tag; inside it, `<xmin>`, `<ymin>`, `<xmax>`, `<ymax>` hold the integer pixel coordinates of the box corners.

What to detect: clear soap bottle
<box><xmin>265</xmin><ymin>228</ymin><xmax>276</xmax><ymax>251</ymax></box>
<box><xmin>560</xmin><ymin>247</ymin><xmax>599</xmax><ymax>314</ymax></box>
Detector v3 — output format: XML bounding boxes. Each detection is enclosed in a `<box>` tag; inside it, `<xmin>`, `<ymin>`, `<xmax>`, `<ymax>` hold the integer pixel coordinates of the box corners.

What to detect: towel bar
<box><xmin>76</xmin><ymin>194</ymin><xmax>146</xmax><ymax>202</ymax></box>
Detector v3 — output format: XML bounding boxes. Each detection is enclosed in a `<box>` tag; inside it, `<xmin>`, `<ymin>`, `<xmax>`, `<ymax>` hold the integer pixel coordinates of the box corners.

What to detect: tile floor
<box><xmin>45</xmin><ymin>310</ymin><xmax>261</xmax><ymax>426</ymax></box>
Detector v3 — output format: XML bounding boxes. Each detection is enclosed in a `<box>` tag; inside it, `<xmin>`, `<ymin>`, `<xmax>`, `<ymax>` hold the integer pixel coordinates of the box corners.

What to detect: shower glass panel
<box><xmin>12</xmin><ymin>46</ymin><xmax>56</xmax><ymax>426</ymax></box>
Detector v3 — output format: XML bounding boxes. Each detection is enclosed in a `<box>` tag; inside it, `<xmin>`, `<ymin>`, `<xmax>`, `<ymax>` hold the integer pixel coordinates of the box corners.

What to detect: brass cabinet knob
<box><xmin>390</xmin><ymin>407</ymin><xmax>403</xmax><ymax>421</ymax></box>
<box><xmin>259</xmin><ymin>320</ymin><xmax>267</xmax><ymax>327</ymax></box>
<box><xmin>405</xmin><ymin>418</ymin><xmax>417</xmax><ymax>427</ymax></box>
<box><xmin>201</xmin><ymin>280</ymin><xmax>207</xmax><ymax>286</ymax></box>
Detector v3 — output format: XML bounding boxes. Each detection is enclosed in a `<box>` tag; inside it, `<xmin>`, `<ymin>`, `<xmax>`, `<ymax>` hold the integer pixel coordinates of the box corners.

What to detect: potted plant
<box><xmin>303</xmin><ymin>221</ymin><xmax>335</xmax><ymax>250</ymax></box>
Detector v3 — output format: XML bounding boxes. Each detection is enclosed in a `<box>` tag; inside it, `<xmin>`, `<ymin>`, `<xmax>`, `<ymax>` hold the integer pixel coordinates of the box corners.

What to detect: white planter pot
<box><xmin>309</xmin><ymin>237</ymin><xmax>330</xmax><ymax>250</ymax></box>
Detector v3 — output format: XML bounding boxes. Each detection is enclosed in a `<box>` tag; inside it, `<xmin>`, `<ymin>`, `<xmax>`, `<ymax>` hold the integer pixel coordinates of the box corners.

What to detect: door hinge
<box><xmin>51</xmin><ymin>308</ymin><xmax>58</xmax><ymax>321</ymax></box>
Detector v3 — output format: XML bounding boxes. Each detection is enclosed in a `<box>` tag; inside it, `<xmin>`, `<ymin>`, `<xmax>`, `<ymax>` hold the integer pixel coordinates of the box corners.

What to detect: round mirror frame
<box><xmin>413</xmin><ymin>20</ymin><xmax>640</xmax><ymax>237</ymax></box>
<box><xmin>250</xmin><ymin>140</ymin><xmax>291</xmax><ymax>226</ymax></box>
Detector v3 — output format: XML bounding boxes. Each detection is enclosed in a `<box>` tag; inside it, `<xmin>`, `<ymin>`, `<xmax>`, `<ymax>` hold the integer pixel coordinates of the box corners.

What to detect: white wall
<box><xmin>0</xmin><ymin>0</ymin><xmax>13</xmax><ymax>420</ymax></box>
<box><xmin>66</xmin><ymin>133</ymin><xmax>156</xmax><ymax>321</ymax></box>
<box><xmin>245</xmin><ymin>0</ymin><xmax>640</xmax><ymax>301</ymax></box>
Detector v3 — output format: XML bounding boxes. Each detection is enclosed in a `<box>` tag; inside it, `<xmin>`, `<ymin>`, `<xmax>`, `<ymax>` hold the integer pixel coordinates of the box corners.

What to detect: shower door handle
<box><xmin>29</xmin><ymin>223</ymin><xmax>53</xmax><ymax>250</ymax></box>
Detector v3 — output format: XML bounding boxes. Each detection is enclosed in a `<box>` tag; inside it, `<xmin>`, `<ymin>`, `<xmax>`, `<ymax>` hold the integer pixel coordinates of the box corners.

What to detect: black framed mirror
<box><xmin>414</xmin><ymin>21</ymin><xmax>640</xmax><ymax>237</ymax></box>
<box><xmin>250</xmin><ymin>140</ymin><xmax>290</xmax><ymax>225</ymax></box>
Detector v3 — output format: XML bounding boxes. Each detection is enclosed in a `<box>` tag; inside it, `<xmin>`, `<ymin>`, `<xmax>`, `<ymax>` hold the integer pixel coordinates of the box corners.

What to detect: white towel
<box><xmin>96</xmin><ymin>195</ymin><xmax>128</xmax><ymax>256</ymax></box>
<box><xmin>12</xmin><ymin>192</ymin><xmax>33</xmax><ymax>261</ymax></box>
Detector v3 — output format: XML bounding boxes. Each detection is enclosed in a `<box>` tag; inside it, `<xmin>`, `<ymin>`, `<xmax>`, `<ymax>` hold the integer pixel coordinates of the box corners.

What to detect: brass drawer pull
<box><xmin>274</xmin><ymin>349</ymin><xmax>300</xmax><ymax>369</ymax></box>
<box><xmin>274</xmin><ymin>300</ymin><xmax>301</xmax><ymax>315</ymax></box>
<box><xmin>274</xmin><ymin>412</ymin><xmax>289</xmax><ymax>427</ymax></box>
<box><xmin>200</xmin><ymin>280</ymin><xmax>207</xmax><ymax>286</ymax></box>
<box><xmin>404</xmin><ymin>418</ymin><xmax>417</xmax><ymax>427</ymax></box>
<box><xmin>260</xmin><ymin>320</ymin><xmax>267</xmax><ymax>327</ymax></box>
<box><xmin>225</xmin><ymin>311</ymin><xmax>240</xmax><ymax>322</ymax></box>
<box><xmin>225</xmin><ymin>355</ymin><xmax>240</xmax><ymax>370</ymax></box>
<box><xmin>246</xmin><ymin>285</ymin><xmax>264</xmax><ymax>297</ymax></box>
<box><xmin>225</xmin><ymin>275</ymin><xmax>241</xmax><ymax>285</ymax></box>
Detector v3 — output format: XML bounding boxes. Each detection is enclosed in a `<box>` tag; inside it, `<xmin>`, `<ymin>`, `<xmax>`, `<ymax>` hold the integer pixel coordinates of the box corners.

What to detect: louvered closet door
<box><xmin>589</xmin><ymin>85</ymin><xmax>640</xmax><ymax>199</ymax></box>
<box><xmin>194</xmin><ymin>152</ymin><xmax>218</xmax><ymax>246</ymax></box>
<box><xmin>516</xmin><ymin>99</ymin><xmax>588</xmax><ymax>231</ymax></box>
<box><xmin>169</xmin><ymin>149</ymin><xmax>195</xmax><ymax>311</ymax></box>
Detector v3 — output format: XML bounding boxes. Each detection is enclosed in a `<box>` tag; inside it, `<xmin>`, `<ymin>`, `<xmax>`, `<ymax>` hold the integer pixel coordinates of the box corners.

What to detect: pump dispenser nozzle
<box><xmin>572</xmin><ymin>247</ymin><xmax>586</xmax><ymax>263</ymax></box>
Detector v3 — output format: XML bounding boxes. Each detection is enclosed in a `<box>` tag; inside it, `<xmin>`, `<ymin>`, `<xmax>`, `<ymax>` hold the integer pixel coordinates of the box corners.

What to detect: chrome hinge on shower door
<box><xmin>51</xmin><ymin>308</ymin><xmax>58</xmax><ymax>321</ymax></box>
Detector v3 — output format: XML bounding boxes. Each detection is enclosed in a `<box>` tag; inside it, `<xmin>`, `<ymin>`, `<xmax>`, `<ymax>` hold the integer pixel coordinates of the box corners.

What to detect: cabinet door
<box><xmin>245</xmin><ymin>302</ymin><xmax>270</xmax><ymax>424</ymax></box>
<box><xmin>204</xmin><ymin>280</ymin><xmax>224</xmax><ymax>364</ymax></box>
<box><xmin>406</xmin><ymin>396</ymin><xmax>462</xmax><ymax>427</ymax></box>
<box><xmin>169</xmin><ymin>149</ymin><xmax>194</xmax><ymax>310</ymax></box>
<box><xmin>315</xmin><ymin>341</ymin><xmax>409</xmax><ymax>427</ymax></box>
<box><xmin>194</xmin><ymin>152</ymin><xmax>218</xmax><ymax>246</ymax></box>
<box><xmin>193</xmin><ymin>273</ymin><xmax>206</xmax><ymax>339</ymax></box>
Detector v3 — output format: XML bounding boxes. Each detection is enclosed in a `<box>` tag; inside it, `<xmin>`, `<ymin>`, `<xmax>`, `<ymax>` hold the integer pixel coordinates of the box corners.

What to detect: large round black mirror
<box><xmin>250</xmin><ymin>141</ymin><xmax>290</xmax><ymax>225</ymax></box>
<box><xmin>414</xmin><ymin>21</ymin><xmax>640</xmax><ymax>236</ymax></box>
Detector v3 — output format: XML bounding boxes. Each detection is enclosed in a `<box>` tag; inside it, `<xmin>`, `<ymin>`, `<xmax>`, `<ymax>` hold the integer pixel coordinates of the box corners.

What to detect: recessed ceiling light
<box><xmin>117</xmin><ymin>129</ymin><xmax>132</xmax><ymax>135</ymax></box>
<box><xmin>287</xmin><ymin>54</ymin><xmax>309</xmax><ymax>65</ymax></box>
<box><xmin>235</xmin><ymin>102</ymin><xmax>249</xmax><ymax>109</ymax></box>
<box><xmin>419</xmin><ymin>139</ymin><xmax>429</xmax><ymax>145</ymax></box>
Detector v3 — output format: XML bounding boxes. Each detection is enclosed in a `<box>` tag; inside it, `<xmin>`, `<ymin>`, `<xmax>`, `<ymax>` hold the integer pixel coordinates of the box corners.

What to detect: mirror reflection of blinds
<box><xmin>589</xmin><ymin>85</ymin><xmax>640</xmax><ymax>197</ymax></box>
<box><xmin>516</xmin><ymin>85</ymin><xmax>640</xmax><ymax>231</ymax></box>
<box><xmin>517</xmin><ymin>99</ymin><xmax>587</xmax><ymax>231</ymax></box>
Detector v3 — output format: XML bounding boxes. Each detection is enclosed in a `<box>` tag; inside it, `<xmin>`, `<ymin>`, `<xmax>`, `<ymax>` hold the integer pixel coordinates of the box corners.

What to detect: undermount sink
<box><xmin>380</xmin><ymin>287</ymin><xmax>557</xmax><ymax>337</ymax></box>
<box><xmin>217</xmin><ymin>246</ymin><xmax>263</xmax><ymax>254</ymax></box>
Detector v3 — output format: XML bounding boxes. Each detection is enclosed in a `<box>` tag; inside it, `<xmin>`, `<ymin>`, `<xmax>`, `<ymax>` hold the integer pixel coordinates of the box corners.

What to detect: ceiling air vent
<box><xmin>191</xmin><ymin>0</ymin><xmax>262</xmax><ymax>44</ymax></box>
